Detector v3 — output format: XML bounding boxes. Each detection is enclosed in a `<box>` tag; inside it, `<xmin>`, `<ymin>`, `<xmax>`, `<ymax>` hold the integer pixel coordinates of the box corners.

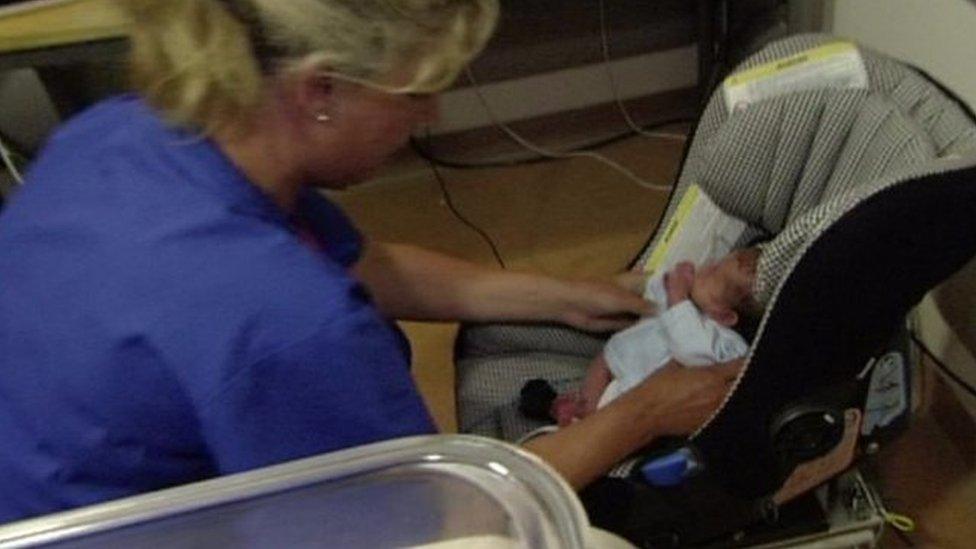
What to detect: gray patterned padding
<box><xmin>455</xmin><ymin>33</ymin><xmax>976</xmax><ymax>442</ymax></box>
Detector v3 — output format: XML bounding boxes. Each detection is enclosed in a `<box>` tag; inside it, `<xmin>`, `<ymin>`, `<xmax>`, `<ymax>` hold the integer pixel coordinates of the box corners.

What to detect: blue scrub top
<box><xmin>0</xmin><ymin>96</ymin><xmax>435</xmax><ymax>524</ymax></box>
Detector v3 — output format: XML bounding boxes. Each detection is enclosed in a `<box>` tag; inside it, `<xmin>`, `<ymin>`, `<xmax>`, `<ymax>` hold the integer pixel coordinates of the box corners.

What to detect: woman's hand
<box><xmin>555</xmin><ymin>277</ymin><xmax>656</xmax><ymax>332</ymax></box>
<box><xmin>612</xmin><ymin>270</ymin><xmax>650</xmax><ymax>295</ymax></box>
<box><xmin>523</xmin><ymin>358</ymin><xmax>744</xmax><ymax>489</ymax></box>
<box><xmin>354</xmin><ymin>242</ymin><xmax>657</xmax><ymax>327</ymax></box>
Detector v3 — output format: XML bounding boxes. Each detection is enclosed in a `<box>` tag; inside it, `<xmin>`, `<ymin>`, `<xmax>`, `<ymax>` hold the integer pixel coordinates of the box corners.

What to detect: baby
<box><xmin>553</xmin><ymin>247</ymin><xmax>762</xmax><ymax>425</ymax></box>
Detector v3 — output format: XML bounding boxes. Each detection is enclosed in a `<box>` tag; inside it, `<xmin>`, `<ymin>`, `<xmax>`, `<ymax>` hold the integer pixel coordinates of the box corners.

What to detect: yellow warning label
<box><xmin>644</xmin><ymin>184</ymin><xmax>701</xmax><ymax>273</ymax></box>
<box><xmin>724</xmin><ymin>42</ymin><xmax>859</xmax><ymax>88</ymax></box>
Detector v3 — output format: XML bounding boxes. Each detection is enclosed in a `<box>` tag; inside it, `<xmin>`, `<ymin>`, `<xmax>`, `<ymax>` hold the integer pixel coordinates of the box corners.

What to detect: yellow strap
<box><xmin>883</xmin><ymin>510</ymin><xmax>916</xmax><ymax>533</ymax></box>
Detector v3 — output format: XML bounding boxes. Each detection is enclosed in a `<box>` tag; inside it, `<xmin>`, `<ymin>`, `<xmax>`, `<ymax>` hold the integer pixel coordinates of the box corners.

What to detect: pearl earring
<box><xmin>315</xmin><ymin>113</ymin><xmax>331</xmax><ymax>123</ymax></box>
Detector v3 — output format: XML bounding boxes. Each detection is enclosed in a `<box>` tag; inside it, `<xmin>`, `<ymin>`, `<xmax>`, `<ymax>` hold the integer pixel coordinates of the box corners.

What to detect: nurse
<box><xmin>0</xmin><ymin>0</ymin><xmax>740</xmax><ymax>523</ymax></box>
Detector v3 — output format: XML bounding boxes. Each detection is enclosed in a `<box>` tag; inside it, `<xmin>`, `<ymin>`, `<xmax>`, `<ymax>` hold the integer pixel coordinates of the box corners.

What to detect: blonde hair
<box><xmin>120</xmin><ymin>0</ymin><xmax>499</xmax><ymax>131</ymax></box>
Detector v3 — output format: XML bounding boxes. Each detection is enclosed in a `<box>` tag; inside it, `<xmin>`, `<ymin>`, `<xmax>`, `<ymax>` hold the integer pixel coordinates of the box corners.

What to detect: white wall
<box><xmin>0</xmin><ymin>68</ymin><xmax>60</xmax><ymax>151</ymax></box>
<box><xmin>828</xmin><ymin>0</ymin><xmax>976</xmax><ymax>414</ymax></box>
<box><xmin>827</xmin><ymin>0</ymin><xmax>976</xmax><ymax>111</ymax></box>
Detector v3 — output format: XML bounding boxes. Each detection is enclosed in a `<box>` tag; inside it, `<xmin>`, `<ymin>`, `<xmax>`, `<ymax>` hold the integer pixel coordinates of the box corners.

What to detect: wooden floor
<box><xmin>332</xmin><ymin>128</ymin><xmax>975</xmax><ymax>549</ymax></box>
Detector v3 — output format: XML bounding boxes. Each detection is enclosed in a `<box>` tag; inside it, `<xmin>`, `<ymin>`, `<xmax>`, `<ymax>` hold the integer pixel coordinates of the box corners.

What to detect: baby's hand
<box><xmin>551</xmin><ymin>393</ymin><xmax>583</xmax><ymax>427</ymax></box>
<box><xmin>665</xmin><ymin>262</ymin><xmax>695</xmax><ymax>306</ymax></box>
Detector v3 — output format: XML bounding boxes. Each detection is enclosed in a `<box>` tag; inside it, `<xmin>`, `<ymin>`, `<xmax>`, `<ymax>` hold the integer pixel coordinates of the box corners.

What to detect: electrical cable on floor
<box><xmin>597</xmin><ymin>0</ymin><xmax>689</xmax><ymax>142</ymax></box>
<box><xmin>423</xmin><ymin>154</ymin><xmax>507</xmax><ymax>270</ymax></box>
<box><xmin>410</xmin><ymin>3</ymin><xmax>708</xmax><ymax>246</ymax></box>
<box><xmin>414</xmin><ymin>6</ymin><xmax>709</xmax><ymax>265</ymax></box>
<box><xmin>463</xmin><ymin>66</ymin><xmax>674</xmax><ymax>192</ymax></box>
<box><xmin>909</xmin><ymin>331</ymin><xmax>976</xmax><ymax>399</ymax></box>
<box><xmin>0</xmin><ymin>133</ymin><xmax>24</xmax><ymax>185</ymax></box>
<box><xmin>410</xmin><ymin>115</ymin><xmax>692</xmax><ymax>169</ymax></box>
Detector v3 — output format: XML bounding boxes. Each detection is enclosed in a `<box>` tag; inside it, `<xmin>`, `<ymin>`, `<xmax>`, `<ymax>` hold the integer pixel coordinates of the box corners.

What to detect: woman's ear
<box><xmin>287</xmin><ymin>65</ymin><xmax>335</xmax><ymax>122</ymax></box>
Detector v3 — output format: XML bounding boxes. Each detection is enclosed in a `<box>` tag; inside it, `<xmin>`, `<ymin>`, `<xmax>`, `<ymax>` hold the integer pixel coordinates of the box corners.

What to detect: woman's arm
<box><xmin>523</xmin><ymin>359</ymin><xmax>743</xmax><ymax>489</ymax></box>
<box><xmin>352</xmin><ymin>241</ymin><xmax>653</xmax><ymax>330</ymax></box>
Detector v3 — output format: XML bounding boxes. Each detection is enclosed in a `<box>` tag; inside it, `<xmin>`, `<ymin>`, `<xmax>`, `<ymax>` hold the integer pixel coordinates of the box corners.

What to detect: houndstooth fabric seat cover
<box><xmin>454</xmin><ymin>34</ymin><xmax>976</xmax><ymax>452</ymax></box>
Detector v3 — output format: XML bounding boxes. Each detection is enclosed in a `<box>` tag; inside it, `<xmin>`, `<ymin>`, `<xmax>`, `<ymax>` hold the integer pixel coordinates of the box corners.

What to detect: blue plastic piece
<box><xmin>640</xmin><ymin>448</ymin><xmax>697</xmax><ymax>487</ymax></box>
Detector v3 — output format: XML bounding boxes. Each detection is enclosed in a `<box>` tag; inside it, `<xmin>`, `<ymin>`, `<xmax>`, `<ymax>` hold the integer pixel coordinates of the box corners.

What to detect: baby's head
<box><xmin>690</xmin><ymin>247</ymin><xmax>761</xmax><ymax>327</ymax></box>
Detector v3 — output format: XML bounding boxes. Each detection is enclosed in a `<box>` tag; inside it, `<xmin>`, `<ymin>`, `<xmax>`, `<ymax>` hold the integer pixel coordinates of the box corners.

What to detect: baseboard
<box><xmin>361</xmin><ymin>86</ymin><xmax>696</xmax><ymax>192</ymax></box>
<box><xmin>432</xmin><ymin>46</ymin><xmax>698</xmax><ymax>135</ymax></box>
<box><xmin>418</xmin><ymin>87</ymin><xmax>696</xmax><ymax>164</ymax></box>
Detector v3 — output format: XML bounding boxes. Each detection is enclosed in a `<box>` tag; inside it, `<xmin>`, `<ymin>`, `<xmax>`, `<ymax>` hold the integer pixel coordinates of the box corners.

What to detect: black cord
<box><xmin>412</xmin><ymin>117</ymin><xmax>693</xmax><ymax>273</ymax></box>
<box><xmin>422</xmin><ymin>155</ymin><xmax>507</xmax><ymax>270</ymax></box>
<box><xmin>415</xmin><ymin>117</ymin><xmax>690</xmax><ymax>271</ymax></box>
<box><xmin>909</xmin><ymin>331</ymin><xmax>976</xmax><ymax>399</ymax></box>
<box><xmin>411</xmin><ymin>117</ymin><xmax>692</xmax><ymax>170</ymax></box>
<box><xmin>891</xmin><ymin>527</ymin><xmax>917</xmax><ymax>547</ymax></box>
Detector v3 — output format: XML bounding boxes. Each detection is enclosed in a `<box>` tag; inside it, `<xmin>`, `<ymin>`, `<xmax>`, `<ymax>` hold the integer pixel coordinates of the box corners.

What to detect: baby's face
<box><xmin>689</xmin><ymin>249</ymin><xmax>758</xmax><ymax>324</ymax></box>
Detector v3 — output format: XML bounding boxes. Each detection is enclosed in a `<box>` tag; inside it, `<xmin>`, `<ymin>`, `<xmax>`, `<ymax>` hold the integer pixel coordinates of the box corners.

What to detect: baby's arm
<box><xmin>661</xmin><ymin>304</ymin><xmax>742</xmax><ymax>366</ymax></box>
<box><xmin>579</xmin><ymin>352</ymin><xmax>614</xmax><ymax>418</ymax></box>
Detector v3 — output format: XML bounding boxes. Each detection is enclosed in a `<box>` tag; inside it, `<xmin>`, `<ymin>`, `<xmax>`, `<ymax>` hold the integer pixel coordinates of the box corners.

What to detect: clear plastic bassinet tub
<box><xmin>0</xmin><ymin>435</ymin><xmax>633</xmax><ymax>549</ymax></box>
